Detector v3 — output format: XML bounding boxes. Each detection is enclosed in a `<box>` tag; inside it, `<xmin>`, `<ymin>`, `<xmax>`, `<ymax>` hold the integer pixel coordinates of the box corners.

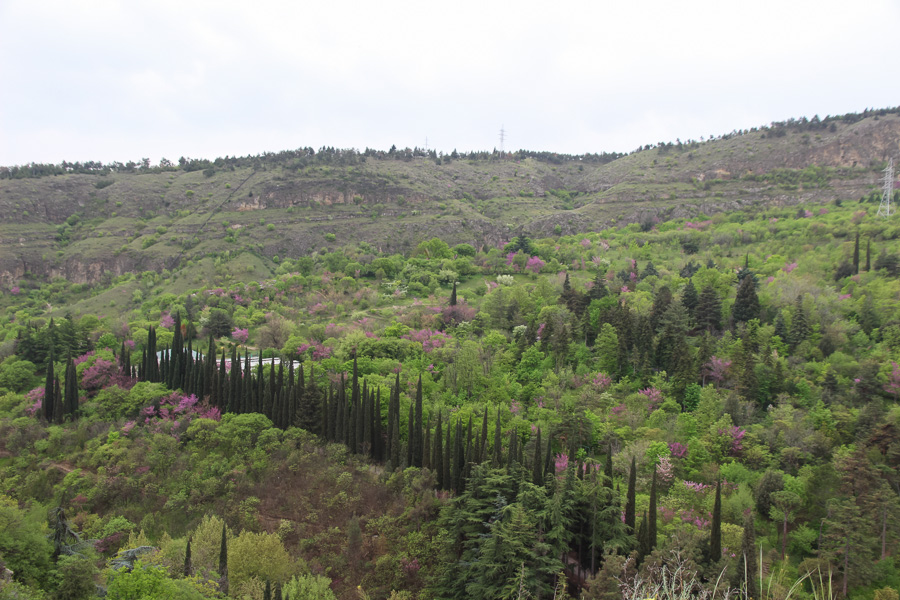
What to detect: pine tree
<box><xmin>789</xmin><ymin>295</ymin><xmax>810</xmax><ymax>349</ymax></box>
<box><xmin>732</xmin><ymin>274</ymin><xmax>760</xmax><ymax>324</ymax></box>
<box><xmin>604</xmin><ymin>448</ymin><xmax>613</xmax><ymax>489</ymax></box>
<box><xmin>695</xmin><ymin>286</ymin><xmax>723</xmax><ymax>333</ymax></box>
<box><xmin>680</xmin><ymin>279</ymin><xmax>699</xmax><ymax>318</ymax></box>
<box><xmin>709</xmin><ymin>479</ymin><xmax>722</xmax><ymax>564</ymax></box>
<box><xmin>624</xmin><ymin>457</ymin><xmax>636</xmax><ymax>534</ymax></box>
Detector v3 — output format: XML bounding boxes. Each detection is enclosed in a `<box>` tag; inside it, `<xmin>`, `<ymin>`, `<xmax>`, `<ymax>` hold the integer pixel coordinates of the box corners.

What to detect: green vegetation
<box><xmin>1</xmin><ymin>108</ymin><xmax>900</xmax><ymax>599</ymax></box>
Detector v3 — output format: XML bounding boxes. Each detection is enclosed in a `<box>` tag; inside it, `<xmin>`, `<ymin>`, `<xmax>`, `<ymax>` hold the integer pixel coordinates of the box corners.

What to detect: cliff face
<box><xmin>2</xmin><ymin>113</ymin><xmax>898</xmax><ymax>285</ymax></box>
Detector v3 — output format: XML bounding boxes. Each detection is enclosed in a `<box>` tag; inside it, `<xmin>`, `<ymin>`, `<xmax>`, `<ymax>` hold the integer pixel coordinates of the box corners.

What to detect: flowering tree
<box><xmin>232</xmin><ymin>328</ymin><xmax>250</xmax><ymax>344</ymax></box>
<box><xmin>702</xmin><ymin>356</ymin><xmax>732</xmax><ymax>387</ymax></box>
<box><xmin>525</xmin><ymin>256</ymin><xmax>546</xmax><ymax>274</ymax></box>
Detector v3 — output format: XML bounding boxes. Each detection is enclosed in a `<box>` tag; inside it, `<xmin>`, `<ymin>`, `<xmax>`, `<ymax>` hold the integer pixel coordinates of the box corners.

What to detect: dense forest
<box><xmin>1</xmin><ymin>192</ymin><xmax>900</xmax><ymax>599</ymax></box>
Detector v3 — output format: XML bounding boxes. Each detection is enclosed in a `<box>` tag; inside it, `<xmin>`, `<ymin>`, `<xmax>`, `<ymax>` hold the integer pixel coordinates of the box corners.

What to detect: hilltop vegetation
<box><xmin>1</xmin><ymin>108</ymin><xmax>899</xmax><ymax>287</ymax></box>
<box><xmin>2</xmin><ymin>192</ymin><xmax>900</xmax><ymax>598</ymax></box>
<box><xmin>2</xmin><ymin>108</ymin><xmax>900</xmax><ymax>599</ymax></box>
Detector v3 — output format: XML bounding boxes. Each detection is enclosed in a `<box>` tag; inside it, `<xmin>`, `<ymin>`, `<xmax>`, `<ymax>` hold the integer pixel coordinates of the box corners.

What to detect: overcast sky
<box><xmin>1</xmin><ymin>0</ymin><xmax>898</xmax><ymax>166</ymax></box>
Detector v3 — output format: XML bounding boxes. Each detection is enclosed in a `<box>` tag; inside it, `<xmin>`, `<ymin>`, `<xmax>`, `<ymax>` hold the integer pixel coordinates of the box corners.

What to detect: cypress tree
<box><xmin>449</xmin><ymin>281</ymin><xmax>457</xmax><ymax>306</ymax></box>
<box><xmin>506</xmin><ymin>428</ymin><xmax>518</xmax><ymax>470</ymax></box>
<box><xmin>413</xmin><ymin>375</ymin><xmax>423</xmax><ymax>467</ymax></box>
<box><xmin>184</xmin><ymin>536</ymin><xmax>193</xmax><ymax>577</ymax></box>
<box><xmin>463</xmin><ymin>416</ymin><xmax>473</xmax><ymax>485</ymax></box>
<box><xmin>364</xmin><ymin>387</ymin><xmax>373</xmax><ymax>456</ymax></box>
<box><xmin>453</xmin><ymin>419</ymin><xmax>463</xmax><ymax>492</ymax></box>
<box><xmin>423</xmin><ymin>416</ymin><xmax>431</xmax><ymax>469</ymax></box>
<box><xmin>865</xmin><ymin>238</ymin><xmax>871</xmax><ymax>271</ymax></box>
<box><xmin>274</xmin><ymin>582</ymin><xmax>283</xmax><ymax>600</ymax></box>
<box><xmin>709</xmin><ymin>479</ymin><xmax>722</xmax><ymax>563</ymax></box>
<box><xmin>216</xmin><ymin>349</ymin><xmax>226</xmax><ymax>410</ymax></box>
<box><xmin>218</xmin><ymin>524</ymin><xmax>228</xmax><ymax>595</ymax></box>
<box><xmin>637</xmin><ymin>513</ymin><xmax>650</xmax><ymax>564</ymax></box>
<box><xmin>604</xmin><ymin>447</ymin><xmax>614</xmax><ymax>488</ymax></box>
<box><xmin>351</xmin><ymin>358</ymin><xmax>360</xmax><ymax>452</ymax></box>
<box><xmin>386</xmin><ymin>374</ymin><xmax>397</xmax><ymax>461</ymax></box>
<box><xmin>373</xmin><ymin>388</ymin><xmax>383</xmax><ymax>460</ymax></box>
<box><xmin>741</xmin><ymin>512</ymin><xmax>759</xmax><ymax>600</ymax></box>
<box><xmin>52</xmin><ymin>376</ymin><xmax>62</xmax><ymax>424</ymax></box>
<box><xmin>543</xmin><ymin>432</ymin><xmax>554</xmax><ymax>485</ymax></box>
<box><xmin>43</xmin><ymin>348</ymin><xmax>55</xmax><ymax>422</ymax></box>
<box><xmin>853</xmin><ymin>230</ymin><xmax>860</xmax><ymax>274</ymax></box>
<box><xmin>406</xmin><ymin>402</ymin><xmax>414</xmax><ymax>467</ymax></box>
<box><xmin>389</xmin><ymin>379</ymin><xmax>400</xmax><ymax>469</ymax></box>
<box><xmin>532</xmin><ymin>426</ymin><xmax>543</xmax><ymax>485</ymax></box>
<box><xmin>434</xmin><ymin>411</ymin><xmax>444</xmax><ymax>489</ymax></box>
<box><xmin>649</xmin><ymin>469</ymin><xmax>658</xmax><ymax>552</ymax></box>
<box><xmin>443</xmin><ymin>417</ymin><xmax>452</xmax><ymax>491</ymax></box>
<box><xmin>64</xmin><ymin>358</ymin><xmax>78</xmax><ymax>417</ymax></box>
<box><xmin>492</xmin><ymin>407</ymin><xmax>502</xmax><ymax>467</ymax></box>
<box><xmin>477</xmin><ymin>408</ymin><xmax>489</xmax><ymax>464</ymax></box>
<box><xmin>227</xmin><ymin>348</ymin><xmax>239</xmax><ymax>413</ymax></box>
<box><xmin>242</xmin><ymin>353</ymin><xmax>252</xmax><ymax>414</ymax></box>
<box><xmin>625</xmin><ymin>456</ymin><xmax>636</xmax><ymax>534</ymax></box>
<box><xmin>263</xmin><ymin>579</ymin><xmax>271</xmax><ymax>600</ymax></box>
<box><xmin>323</xmin><ymin>385</ymin><xmax>332</xmax><ymax>442</ymax></box>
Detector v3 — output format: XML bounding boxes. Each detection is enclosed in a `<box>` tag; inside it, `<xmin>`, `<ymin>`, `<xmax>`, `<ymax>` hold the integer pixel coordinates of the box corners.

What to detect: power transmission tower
<box><xmin>878</xmin><ymin>157</ymin><xmax>895</xmax><ymax>218</ymax></box>
<box><xmin>499</xmin><ymin>125</ymin><xmax>506</xmax><ymax>154</ymax></box>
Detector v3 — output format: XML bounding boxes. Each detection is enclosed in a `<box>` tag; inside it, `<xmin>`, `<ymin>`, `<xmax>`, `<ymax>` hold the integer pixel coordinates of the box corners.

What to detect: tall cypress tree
<box><xmin>263</xmin><ymin>579</ymin><xmax>271</xmax><ymax>600</ymax></box>
<box><xmin>649</xmin><ymin>469</ymin><xmax>658</xmax><ymax>553</ymax></box>
<box><xmin>709</xmin><ymin>479</ymin><xmax>722</xmax><ymax>563</ymax></box>
<box><xmin>389</xmin><ymin>379</ymin><xmax>400</xmax><ymax>469</ymax></box>
<box><xmin>406</xmin><ymin>402</ymin><xmax>414</xmax><ymax>467</ymax></box>
<box><xmin>412</xmin><ymin>375</ymin><xmax>423</xmax><ymax>467</ymax></box>
<box><xmin>373</xmin><ymin>387</ymin><xmax>383</xmax><ymax>460</ymax></box>
<box><xmin>434</xmin><ymin>411</ymin><xmax>444</xmax><ymax>489</ymax></box>
<box><xmin>625</xmin><ymin>456</ymin><xmax>636</xmax><ymax>534</ymax></box>
<box><xmin>477</xmin><ymin>409</ymin><xmax>489</xmax><ymax>464</ymax></box>
<box><xmin>64</xmin><ymin>357</ymin><xmax>78</xmax><ymax>417</ymax></box>
<box><xmin>453</xmin><ymin>419</ymin><xmax>464</xmax><ymax>492</ymax></box>
<box><xmin>218</xmin><ymin>524</ymin><xmax>228</xmax><ymax>595</ymax></box>
<box><xmin>532</xmin><ymin>426</ymin><xmax>543</xmax><ymax>486</ymax></box>
<box><xmin>43</xmin><ymin>348</ymin><xmax>55</xmax><ymax>422</ymax></box>
<box><xmin>449</xmin><ymin>281</ymin><xmax>457</xmax><ymax>306</ymax></box>
<box><xmin>865</xmin><ymin>238</ymin><xmax>871</xmax><ymax>271</ymax></box>
<box><xmin>52</xmin><ymin>376</ymin><xmax>63</xmax><ymax>424</ymax></box>
<box><xmin>853</xmin><ymin>230</ymin><xmax>860</xmax><ymax>274</ymax></box>
<box><xmin>443</xmin><ymin>417</ymin><xmax>452</xmax><ymax>491</ymax></box>
<box><xmin>741</xmin><ymin>512</ymin><xmax>758</xmax><ymax>600</ymax></box>
<box><xmin>184</xmin><ymin>536</ymin><xmax>193</xmax><ymax>577</ymax></box>
<box><xmin>492</xmin><ymin>407</ymin><xmax>502</xmax><ymax>467</ymax></box>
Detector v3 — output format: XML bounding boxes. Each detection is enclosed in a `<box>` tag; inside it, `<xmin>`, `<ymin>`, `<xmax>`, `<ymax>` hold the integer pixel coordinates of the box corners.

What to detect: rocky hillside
<box><xmin>1</xmin><ymin>110</ymin><xmax>898</xmax><ymax>286</ymax></box>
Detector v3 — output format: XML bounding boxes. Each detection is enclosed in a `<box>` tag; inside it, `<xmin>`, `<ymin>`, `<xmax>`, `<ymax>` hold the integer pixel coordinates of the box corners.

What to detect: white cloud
<box><xmin>1</xmin><ymin>0</ymin><xmax>898</xmax><ymax>164</ymax></box>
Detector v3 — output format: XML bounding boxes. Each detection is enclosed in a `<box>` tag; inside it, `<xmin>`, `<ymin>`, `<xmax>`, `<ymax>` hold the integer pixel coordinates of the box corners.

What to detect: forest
<box><xmin>0</xmin><ymin>194</ymin><xmax>899</xmax><ymax>600</ymax></box>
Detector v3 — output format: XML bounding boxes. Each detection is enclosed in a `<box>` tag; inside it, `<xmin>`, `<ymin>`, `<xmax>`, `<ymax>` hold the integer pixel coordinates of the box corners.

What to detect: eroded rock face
<box><xmin>1</xmin><ymin>114</ymin><xmax>897</xmax><ymax>285</ymax></box>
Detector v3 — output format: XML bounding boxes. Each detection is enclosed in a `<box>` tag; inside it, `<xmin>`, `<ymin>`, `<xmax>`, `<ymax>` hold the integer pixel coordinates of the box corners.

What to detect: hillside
<box><xmin>1</xmin><ymin>110</ymin><xmax>898</xmax><ymax>287</ymax></box>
